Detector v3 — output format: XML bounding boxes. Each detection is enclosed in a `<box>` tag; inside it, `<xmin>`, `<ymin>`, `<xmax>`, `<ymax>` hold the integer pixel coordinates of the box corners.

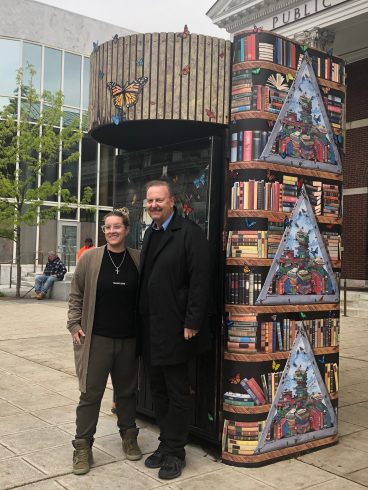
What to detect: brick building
<box><xmin>208</xmin><ymin>0</ymin><xmax>368</xmax><ymax>288</ymax></box>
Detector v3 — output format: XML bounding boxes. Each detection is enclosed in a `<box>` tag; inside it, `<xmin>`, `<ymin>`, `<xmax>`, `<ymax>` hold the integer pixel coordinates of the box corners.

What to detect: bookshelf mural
<box><xmin>255</xmin><ymin>323</ymin><xmax>337</xmax><ymax>454</ymax></box>
<box><xmin>256</xmin><ymin>187</ymin><xmax>339</xmax><ymax>305</ymax></box>
<box><xmin>260</xmin><ymin>56</ymin><xmax>342</xmax><ymax>174</ymax></box>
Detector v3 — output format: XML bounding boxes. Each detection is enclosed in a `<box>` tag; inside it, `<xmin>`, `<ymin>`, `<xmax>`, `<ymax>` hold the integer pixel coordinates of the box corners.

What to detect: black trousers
<box><xmin>76</xmin><ymin>334</ymin><xmax>138</xmax><ymax>441</ymax></box>
<box><xmin>147</xmin><ymin>361</ymin><xmax>191</xmax><ymax>460</ymax></box>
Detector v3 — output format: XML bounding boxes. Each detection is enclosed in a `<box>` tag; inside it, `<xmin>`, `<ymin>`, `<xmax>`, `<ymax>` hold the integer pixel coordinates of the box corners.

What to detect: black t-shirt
<box><xmin>93</xmin><ymin>247</ymin><xmax>138</xmax><ymax>338</ymax></box>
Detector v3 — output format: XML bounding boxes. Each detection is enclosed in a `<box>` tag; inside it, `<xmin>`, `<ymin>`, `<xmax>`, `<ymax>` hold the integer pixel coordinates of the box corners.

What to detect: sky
<box><xmin>36</xmin><ymin>0</ymin><xmax>230</xmax><ymax>39</ymax></box>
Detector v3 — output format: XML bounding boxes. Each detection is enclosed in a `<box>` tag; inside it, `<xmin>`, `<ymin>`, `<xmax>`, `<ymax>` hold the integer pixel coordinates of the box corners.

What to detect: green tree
<box><xmin>0</xmin><ymin>65</ymin><xmax>93</xmax><ymax>297</ymax></box>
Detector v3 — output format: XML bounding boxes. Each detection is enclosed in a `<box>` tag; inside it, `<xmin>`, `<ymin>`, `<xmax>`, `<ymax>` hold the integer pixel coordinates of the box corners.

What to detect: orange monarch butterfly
<box><xmin>107</xmin><ymin>77</ymin><xmax>148</xmax><ymax>109</ymax></box>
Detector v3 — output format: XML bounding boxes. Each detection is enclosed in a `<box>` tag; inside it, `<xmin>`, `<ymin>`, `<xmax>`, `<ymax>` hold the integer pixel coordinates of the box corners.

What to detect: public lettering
<box><xmin>283</xmin><ymin>11</ymin><xmax>290</xmax><ymax>24</ymax></box>
<box><xmin>304</xmin><ymin>3</ymin><xmax>311</xmax><ymax>16</ymax></box>
<box><xmin>273</xmin><ymin>16</ymin><xmax>279</xmax><ymax>28</ymax></box>
<box><xmin>294</xmin><ymin>7</ymin><xmax>301</xmax><ymax>20</ymax></box>
<box><xmin>323</xmin><ymin>0</ymin><xmax>332</xmax><ymax>7</ymax></box>
<box><xmin>271</xmin><ymin>0</ymin><xmax>336</xmax><ymax>28</ymax></box>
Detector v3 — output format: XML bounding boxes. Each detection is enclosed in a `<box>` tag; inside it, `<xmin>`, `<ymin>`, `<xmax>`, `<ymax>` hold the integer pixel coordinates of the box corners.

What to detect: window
<box><xmin>23</xmin><ymin>43</ymin><xmax>42</xmax><ymax>93</ymax></box>
<box><xmin>81</xmin><ymin>135</ymin><xmax>97</xmax><ymax>204</ymax></box>
<box><xmin>44</xmin><ymin>47</ymin><xmax>61</xmax><ymax>94</ymax></box>
<box><xmin>0</xmin><ymin>39</ymin><xmax>20</xmax><ymax>96</ymax></box>
<box><xmin>64</xmin><ymin>52</ymin><xmax>81</xmax><ymax>107</ymax></box>
<box><xmin>82</xmin><ymin>57</ymin><xmax>89</xmax><ymax>110</ymax></box>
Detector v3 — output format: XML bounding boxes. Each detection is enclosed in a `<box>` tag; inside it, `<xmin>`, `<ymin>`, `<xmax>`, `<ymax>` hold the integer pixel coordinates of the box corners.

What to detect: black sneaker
<box><xmin>158</xmin><ymin>454</ymin><xmax>186</xmax><ymax>480</ymax></box>
<box><xmin>144</xmin><ymin>449</ymin><xmax>166</xmax><ymax>468</ymax></box>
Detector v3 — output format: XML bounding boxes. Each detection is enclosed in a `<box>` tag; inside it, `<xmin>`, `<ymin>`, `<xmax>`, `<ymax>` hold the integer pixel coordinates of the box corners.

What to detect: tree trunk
<box><xmin>16</xmin><ymin>225</ymin><xmax>21</xmax><ymax>298</ymax></box>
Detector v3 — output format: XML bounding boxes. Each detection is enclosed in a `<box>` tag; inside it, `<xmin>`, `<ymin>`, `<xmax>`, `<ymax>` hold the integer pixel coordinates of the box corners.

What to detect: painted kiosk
<box><xmin>88</xmin><ymin>30</ymin><xmax>344</xmax><ymax>465</ymax></box>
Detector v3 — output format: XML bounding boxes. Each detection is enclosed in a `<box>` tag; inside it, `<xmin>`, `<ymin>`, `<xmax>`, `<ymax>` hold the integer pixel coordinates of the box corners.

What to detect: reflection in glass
<box><xmin>82</xmin><ymin>57</ymin><xmax>90</xmax><ymax>110</ymax></box>
<box><xmin>0</xmin><ymin>96</ymin><xmax>16</xmax><ymax>115</ymax></box>
<box><xmin>82</xmin><ymin>111</ymin><xmax>88</xmax><ymax>131</ymax></box>
<box><xmin>41</xmin><ymin>128</ymin><xmax>59</xmax><ymax>198</ymax></box>
<box><xmin>64</xmin><ymin>52</ymin><xmax>81</xmax><ymax>107</ymax></box>
<box><xmin>44</xmin><ymin>47</ymin><xmax>61</xmax><ymax>94</ymax></box>
<box><xmin>23</xmin><ymin>43</ymin><xmax>42</xmax><ymax>93</ymax></box>
<box><xmin>99</xmin><ymin>144</ymin><xmax>115</xmax><ymax>207</ymax></box>
<box><xmin>81</xmin><ymin>135</ymin><xmax>97</xmax><ymax>204</ymax></box>
<box><xmin>62</xmin><ymin>140</ymin><xmax>79</xmax><ymax>198</ymax></box>
<box><xmin>63</xmin><ymin>107</ymin><xmax>80</xmax><ymax>127</ymax></box>
<box><xmin>114</xmin><ymin>138</ymin><xmax>211</xmax><ymax>248</ymax></box>
<box><xmin>0</xmin><ymin>39</ymin><xmax>20</xmax><ymax>96</ymax></box>
<box><xmin>21</xmin><ymin>98</ymin><xmax>40</xmax><ymax>121</ymax></box>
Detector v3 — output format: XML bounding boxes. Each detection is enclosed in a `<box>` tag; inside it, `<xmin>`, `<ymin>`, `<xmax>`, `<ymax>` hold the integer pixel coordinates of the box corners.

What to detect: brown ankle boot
<box><xmin>120</xmin><ymin>427</ymin><xmax>142</xmax><ymax>461</ymax></box>
<box><xmin>72</xmin><ymin>439</ymin><xmax>93</xmax><ymax>475</ymax></box>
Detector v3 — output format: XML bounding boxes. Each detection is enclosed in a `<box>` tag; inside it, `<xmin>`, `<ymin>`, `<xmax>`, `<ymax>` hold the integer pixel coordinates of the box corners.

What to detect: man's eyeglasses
<box><xmin>101</xmin><ymin>224</ymin><xmax>124</xmax><ymax>233</ymax></box>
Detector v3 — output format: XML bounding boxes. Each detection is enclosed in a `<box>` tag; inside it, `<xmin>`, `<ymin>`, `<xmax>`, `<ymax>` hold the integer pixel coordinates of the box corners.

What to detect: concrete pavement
<box><xmin>0</xmin><ymin>292</ymin><xmax>368</xmax><ymax>489</ymax></box>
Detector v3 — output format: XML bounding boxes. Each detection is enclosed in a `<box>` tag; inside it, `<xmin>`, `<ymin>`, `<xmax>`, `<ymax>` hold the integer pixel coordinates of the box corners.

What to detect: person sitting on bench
<box><xmin>33</xmin><ymin>251</ymin><xmax>67</xmax><ymax>300</ymax></box>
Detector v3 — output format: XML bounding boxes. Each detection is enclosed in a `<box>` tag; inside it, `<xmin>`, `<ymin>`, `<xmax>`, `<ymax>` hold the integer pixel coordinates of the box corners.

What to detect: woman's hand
<box><xmin>72</xmin><ymin>329</ymin><xmax>85</xmax><ymax>345</ymax></box>
<box><xmin>184</xmin><ymin>328</ymin><xmax>198</xmax><ymax>340</ymax></box>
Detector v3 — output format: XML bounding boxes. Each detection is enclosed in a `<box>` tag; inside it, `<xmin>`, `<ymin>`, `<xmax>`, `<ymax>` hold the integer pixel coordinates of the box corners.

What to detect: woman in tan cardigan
<box><xmin>67</xmin><ymin>208</ymin><xmax>141</xmax><ymax>475</ymax></box>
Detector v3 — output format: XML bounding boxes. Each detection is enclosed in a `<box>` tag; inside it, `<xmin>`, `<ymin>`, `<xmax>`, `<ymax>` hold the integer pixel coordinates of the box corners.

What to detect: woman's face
<box><xmin>103</xmin><ymin>215</ymin><xmax>128</xmax><ymax>249</ymax></box>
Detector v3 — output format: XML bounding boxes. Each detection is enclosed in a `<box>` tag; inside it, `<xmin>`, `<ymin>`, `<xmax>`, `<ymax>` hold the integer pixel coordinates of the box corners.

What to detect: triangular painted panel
<box><xmin>260</xmin><ymin>56</ymin><xmax>342</xmax><ymax>174</ymax></box>
<box><xmin>255</xmin><ymin>187</ymin><xmax>339</xmax><ymax>305</ymax></box>
<box><xmin>255</xmin><ymin>323</ymin><xmax>337</xmax><ymax>454</ymax></box>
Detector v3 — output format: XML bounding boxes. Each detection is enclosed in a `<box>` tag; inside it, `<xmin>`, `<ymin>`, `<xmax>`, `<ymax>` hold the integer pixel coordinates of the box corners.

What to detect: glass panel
<box><xmin>41</xmin><ymin>128</ymin><xmax>59</xmax><ymax>199</ymax></box>
<box><xmin>20</xmin><ymin>218</ymin><xmax>37</xmax><ymax>264</ymax></box>
<box><xmin>99</xmin><ymin>144</ymin><xmax>115</xmax><ymax>207</ymax></box>
<box><xmin>81</xmin><ymin>111</ymin><xmax>88</xmax><ymax>131</ymax></box>
<box><xmin>0</xmin><ymin>39</ymin><xmax>20</xmax><ymax>96</ymax></box>
<box><xmin>63</xmin><ymin>107</ymin><xmax>80</xmax><ymax>127</ymax></box>
<box><xmin>44</xmin><ymin>47</ymin><xmax>61</xmax><ymax>94</ymax></box>
<box><xmin>64</xmin><ymin>52</ymin><xmax>81</xmax><ymax>107</ymax></box>
<box><xmin>60</xmin><ymin>208</ymin><xmax>77</xmax><ymax>219</ymax></box>
<box><xmin>38</xmin><ymin>208</ymin><xmax>57</xmax><ymax>260</ymax></box>
<box><xmin>60</xmin><ymin>223</ymin><xmax>78</xmax><ymax>266</ymax></box>
<box><xmin>82</xmin><ymin>57</ymin><xmax>90</xmax><ymax>110</ymax></box>
<box><xmin>80</xmin><ymin>210</ymin><xmax>96</xmax><ymax>248</ymax></box>
<box><xmin>23</xmin><ymin>43</ymin><xmax>42</xmax><ymax>93</ymax></box>
<box><xmin>21</xmin><ymin>98</ymin><xmax>40</xmax><ymax>121</ymax></box>
<box><xmin>0</xmin><ymin>96</ymin><xmax>16</xmax><ymax>115</ymax></box>
<box><xmin>114</xmin><ymin>138</ymin><xmax>211</xmax><ymax>248</ymax></box>
<box><xmin>61</xmin><ymin>140</ymin><xmax>79</xmax><ymax>198</ymax></box>
<box><xmin>81</xmin><ymin>135</ymin><xmax>97</xmax><ymax>204</ymax></box>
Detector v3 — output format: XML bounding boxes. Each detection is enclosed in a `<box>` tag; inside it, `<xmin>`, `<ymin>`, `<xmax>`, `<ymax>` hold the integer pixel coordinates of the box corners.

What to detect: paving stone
<box><xmin>298</xmin><ymin>440</ymin><xmax>368</xmax><ymax>476</ymax></box>
<box><xmin>23</xmin><ymin>443</ymin><xmax>114</xmax><ymax>476</ymax></box>
<box><xmin>170</xmin><ymin>467</ymin><xmax>275</xmax><ymax>489</ymax></box>
<box><xmin>304</xmin><ymin>476</ymin><xmax>367</xmax><ymax>488</ymax></box>
<box><xmin>94</xmin><ymin>427</ymin><xmax>160</xmax><ymax>459</ymax></box>
<box><xmin>234</xmin><ymin>459</ymin><xmax>336</xmax><ymax>489</ymax></box>
<box><xmin>0</xmin><ymin>443</ymin><xmax>15</xmax><ymax>460</ymax></box>
<box><xmin>0</xmin><ymin>399</ymin><xmax>23</xmax><ymax>417</ymax></box>
<box><xmin>59</xmin><ymin>413</ymin><xmax>119</xmax><ymax>438</ymax></box>
<box><xmin>15</xmin><ymin>479</ymin><xmax>65</xmax><ymax>489</ymax></box>
<box><xmin>57</xmin><ymin>460</ymin><xmax>162</xmax><ymax>489</ymax></box>
<box><xmin>338</xmin><ymin>420</ymin><xmax>367</xmax><ymax>436</ymax></box>
<box><xmin>0</xmin><ymin>413</ymin><xmax>50</xmax><ymax>436</ymax></box>
<box><xmin>347</xmin><ymin>467</ymin><xmax>368</xmax><ymax>487</ymax></box>
<box><xmin>341</xmin><ymin>428</ymin><xmax>368</xmax><ymax>453</ymax></box>
<box><xmin>32</xmin><ymin>404</ymin><xmax>77</xmax><ymax>425</ymax></box>
<box><xmin>338</xmin><ymin>386</ymin><xmax>368</xmax><ymax>407</ymax></box>
<box><xmin>1</xmin><ymin>427</ymin><xmax>72</xmax><ymax>454</ymax></box>
<box><xmin>0</xmin><ymin>457</ymin><xmax>45</xmax><ymax>489</ymax></box>
<box><xmin>339</xmin><ymin>404</ymin><xmax>368</xmax><ymax>428</ymax></box>
<box><xmin>5</xmin><ymin>393</ymin><xmax>73</xmax><ymax>412</ymax></box>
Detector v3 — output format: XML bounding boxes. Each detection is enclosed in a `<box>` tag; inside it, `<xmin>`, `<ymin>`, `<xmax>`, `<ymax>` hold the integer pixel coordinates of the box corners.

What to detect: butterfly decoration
<box><xmin>313</xmin><ymin>114</ymin><xmax>321</xmax><ymax>124</ymax></box>
<box><xmin>229</xmin><ymin>373</ymin><xmax>241</xmax><ymax>384</ymax></box>
<box><xmin>113</xmin><ymin>34</ymin><xmax>119</xmax><ymax>44</ymax></box>
<box><xmin>321</xmin><ymin>86</ymin><xmax>330</xmax><ymax>95</ymax></box>
<box><xmin>267</xmin><ymin>120</ymin><xmax>274</xmax><ymax>128</ymax></box>
<box><xmin>180</xmin><ymin>64</ymin><xmax>190</xmax><ymax>76</ymax></box>
<box><xmin>225</xmin><ymin>317</ymin><xmax>234</xmax><ymax>327</ymax></box>
<box><xmin>300</xmin><ymin>312</ymin><xmax>307</xmax><ymax>319</ymax></box>
<box><xmin>207</xmin><ymin>413</ymin><xmax>214</xmax><ymax>422</ymax></box>
<box><xmin>193</xmin><ymin>173</ymin><xmax>206</xmax><ymax>189</ymax></box>
<box><xmin>112</xmin><ymin>113</ymin><xmax>124</xmax><ymax>125</ymax></box>
<box><xmin>178</xmin><ymin>24</ymin><xmax>190</xmax><ymax>39</ymax></box>
<box><xmin>297</xmin><ymin>177</ymin><xmax>304</xmax><ymax>189</ymax></box>
<box><xmin>206</xmin><ymin>108</ymin><xmax>216</xmax><ymax>120</ymax></box>
<box><xmin>286</xmin><ymin>73</ymin><xmax>294</xmax><ymax>82</ymax></box>
<box><xmin>280</xmin><ymin>151</ymin><xmax>287</xmax><ymax>159</ymax></box>
<box><xmin>131</xmin><ymin>194</ymin><xmax>137</xmax><ymax>206</ymax></box>
<box><xmin>310</xmin><ymin>247</ymin><xmax>319</xmax><ymax>257</ymax></box>
<box><xmin>136</xmin><ymin>57</ymin><xmax>144</xmax><ymax>66</ymax></box>
<box><xmin>92</xmin><ymin>41</ymin><xmax>99</xmax><ymax>53</ymax></box>
<box><xmin>267</xmin><ymin>169</ymin><xmax>275</xmax><ymax>182</ymax></box>
<box><xmin>98</xmin><ymin>70</ymin><xmax>105</xmax><ymax>80</ymax></box>
<box><xmin>251</xmin><ymin>67</ymin><xmax>261</xmax><ymax>75</ymax></box>
<box><xmin>107</xmin><ymin>76</ymin><xmax>148</xmax><ymax>109</ymax></box>
<box><xmin>183</xmin><ymin>202</ymin><xmax>193</xmax><ymax>216</ymax></box>
<box><xmin>229</xmin><ymin>169</ymin><xmax>239</xmax><ymax>179</ymax></box>
<box><xmin>300</xmin><ymin>44</ymin><xmax>308</xmax><ymax>53</ymax></box>
<box><xmin>245</xmin><ymin>218</ymin><xmax>256</xmax><ymax>229</ymax></box>
<box><xmin>284</xmin><ymin>217</ymin><xmax>292</xmax><ymax>229</ymax></box>
<box><xmin>327</xmin><ymin>48</ymin><xmax>333</xmax><ymax>57</ymax></box>
<box><xmin>243</xmin><ymin>264</ymin><xmax>251</xmax><ymax>273</ymax></box>
<box><xmin>253</xmin><ymin>25</ymin><xmax>263</xmax><ymax>32</ymax></box>
<box><xmin>219</xmin><ymin>51</ymin><xmax>225</xmax><ymax>58</ymax></box>
<box><xmin>272</xmin><ymin>360</ymin><xmax>281</xmax><ymax>371</ymax></box>
<box><xmin>317</xmin><ymin>355</ymin><xmax>325</xmax><ymax>364</ymax></box>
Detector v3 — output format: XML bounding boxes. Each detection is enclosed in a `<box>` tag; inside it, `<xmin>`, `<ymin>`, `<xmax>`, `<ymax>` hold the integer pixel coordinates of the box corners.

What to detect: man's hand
<box><xmin>72</xmin><ymin>329</ymin><xmax>85</xmax><ymax>345</ymax></box>
<box><xmin>184</xmin><ymin>328</ymin><xmax>198</xmax><ymax>340</ymax></box>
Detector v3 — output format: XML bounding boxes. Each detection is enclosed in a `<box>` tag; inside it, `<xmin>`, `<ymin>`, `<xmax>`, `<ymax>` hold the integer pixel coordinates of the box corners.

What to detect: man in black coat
<box><xmin>138</xmin><ymin>180</ymin><xmax>210</xmax><ymax>480</ymax></box>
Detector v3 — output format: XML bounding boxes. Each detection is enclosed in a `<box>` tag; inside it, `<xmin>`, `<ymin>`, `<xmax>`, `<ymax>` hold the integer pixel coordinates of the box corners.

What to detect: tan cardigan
<box><xmin>67</xmin><ymin>245</ymin><xmax>140</xmax><ymax>392</ymax></box>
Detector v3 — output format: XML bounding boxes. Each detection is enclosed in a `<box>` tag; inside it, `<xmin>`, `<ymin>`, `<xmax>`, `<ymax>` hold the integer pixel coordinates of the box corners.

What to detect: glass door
<box><xmin>58</xmin><ymin>222</ymin><xmax>79</xmax><ymax>268</ymax></box>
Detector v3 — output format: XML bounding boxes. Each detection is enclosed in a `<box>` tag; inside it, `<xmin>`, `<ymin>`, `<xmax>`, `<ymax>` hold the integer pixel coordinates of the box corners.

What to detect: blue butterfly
<box><xmin>136</xmin><ymin>57</ymin><xmax>144</xmax><ymax>66</ymax></box>
<box><xmin>284</xmin><ymin>217</ymin><xmax>292</xmax><ymax>229</ymax></box>
<box><xmin>327</xmin><ymin>48</ymin><xmax>333</xmax><ymax>57</ymax></box>
<box><xmin>245</xmin><ymin>218</ymin><xmax>256</xmax><ymax>229</ymax></box>
<box><xmin>112</xmin><ymin>114</ymin><xmax>124</xmax><ymax>125</ymax></box>
<box><xmin>193</xmin><ymin>174</ymin><xmax>206</xmax><ymax>189</ymax></box>
<box><xmin>113</xmin><ymin>34</ymin><xmax>119</xmax><ymax>44</ymax></box>
<box><xmin>280</xmin><ymin>152</ymin><xmax>287</xmax><ymax>159</ymax></box>
<box><xmin>317</xmin><ymin>356</ymin><xmax>325</xmax><ymax>364</ymax></box>
<box><xmin>93</xmin><ymin>41</ymin><xmax>99</xmax><ymax>53</ymax></box>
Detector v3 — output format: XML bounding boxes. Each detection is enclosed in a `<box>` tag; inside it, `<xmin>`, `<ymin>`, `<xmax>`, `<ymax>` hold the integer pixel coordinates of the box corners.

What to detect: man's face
<box><xmin>146</xmin><ymin>185</ymin><xmax>174</xmax><ymax>226</ymax></box>
<box><xmin>48</xmin><ymin>254</ymin><xmax>56</xmax><ymax>261</ymax></box>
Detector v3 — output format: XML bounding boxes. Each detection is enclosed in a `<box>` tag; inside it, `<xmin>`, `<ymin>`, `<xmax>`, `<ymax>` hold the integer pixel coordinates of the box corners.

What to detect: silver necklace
<box><xmin>107</xmin><ymin>249</ymin><xmax>126</xmax><ymax>274</ymax></box>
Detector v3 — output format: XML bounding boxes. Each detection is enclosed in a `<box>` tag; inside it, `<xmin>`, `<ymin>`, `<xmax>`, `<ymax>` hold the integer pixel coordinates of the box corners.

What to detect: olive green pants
<box><xmin>75</xmin><ymin>334</ymin><xmax>138</xmax><ymax>441</ymax></box>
